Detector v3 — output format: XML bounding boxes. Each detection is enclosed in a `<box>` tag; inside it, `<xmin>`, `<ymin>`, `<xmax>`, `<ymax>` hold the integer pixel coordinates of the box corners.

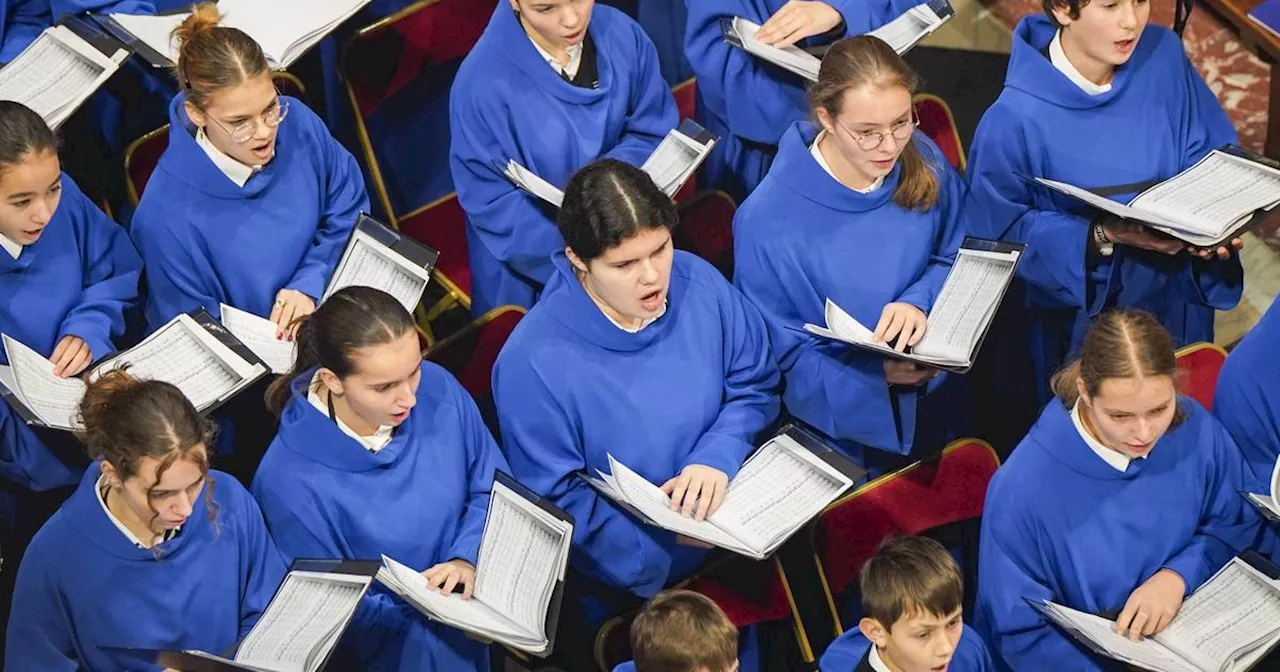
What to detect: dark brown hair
<box><xmin>77</xmin><ymin>369</ymin><xmax>218</xmax><ymax>532</ymax></box>
<box><xmin>558</xmin><ymin>158</ymin><xmax>679</xmax><ymax>262</ymax></box>
<box><xmin>631</xmin><ymin>590</ymin><xmax>738</xmax><ymax>672</ymax></box>
<box><xmin>265</xmin><ymin>286</ymin><xmax>418</xmax><ymax>416</ymax></box>
<box><xmin>808</xmin><ymin>36</ymin><xmax>938</xmax><ymax>211</ymax></box>
<box><xmin>861</xmin><ymin>536</ymin><xmax>963</xmax><ymax>631</ymax></box>
<box><xmin>1043</xmin><ymin>0</ymin><xmax>1090</xmax><ymax>28</ymax></box>
<box><xmin>171</xmin><ymin>2</ymin><xmax>270</xmax><ymax>109</ymax></box>
<box><xmin>0</xmin><ymin>101</ymin><xmax>58</xmax><ymax>175</ymax></box>
<box><xmin>1050</xmin><ymin>308</ymin><xmax>1186</xmax><ymax>425</ymax></box>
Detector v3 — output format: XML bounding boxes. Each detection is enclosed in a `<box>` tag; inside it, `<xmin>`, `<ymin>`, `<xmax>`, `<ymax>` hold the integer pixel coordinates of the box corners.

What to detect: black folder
<box><xmin>103</xmin><ymin>558</ymin><xmax>381</xmax><ymax>672</ymax></box>
<box><xmin>322</xmin><ymin>213</ymin><xmax>441</xmax><ymax>304</ymax></box>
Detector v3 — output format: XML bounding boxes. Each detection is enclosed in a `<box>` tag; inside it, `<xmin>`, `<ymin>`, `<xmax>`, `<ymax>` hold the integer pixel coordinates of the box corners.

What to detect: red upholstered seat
<box><xmin>1175</xmin><ymin>342</ymin><xmax>1228</xmax><ymax>411</ymax></box>
<box><xmin>397</xmin><ymin>193</ymin><xmax>472</xmax><ymax>318</ymax></box>
<box><xmin>422</xmin><ymin>305</ymin><xmax>525</xmax><ymax>399</ymax></box>
<box><xmin>675</xmin><ymin>190</ymin><xmax>736</xmax><ymax>279</ymax></box>
<box><xmin>913</xmin><ymin>93</ymin><xmax>965</xmax><ymax>172</ymax></box>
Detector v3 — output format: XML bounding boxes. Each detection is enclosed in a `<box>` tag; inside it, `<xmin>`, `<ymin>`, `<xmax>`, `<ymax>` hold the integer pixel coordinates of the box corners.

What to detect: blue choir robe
<box><xmin>819</xmin><ymin>625</ymin><xmax>994</xmax><ymax>672</ymax></box>
<box><xmin>975</xmin><ymin>399</ymin><xmax>1262</xmax><ymax>671</ymax></box>
<box><xmin>966</xmin><ymin>16</ymin><xmax>1242</xmax><ymax>398</ymax></box>
<box><xmin>4</xmin><ymin>462</ymin><xmax>287</xmax><ymax>671</ymax></box>
<box><xmin>1214</xmin><ymin>298</ymin><xmax>1280</xmax><ymax>486</ymax></box>
<box><xmin>0</xmin><ymin>173</ymin><xmax>141</xmax><ymax>494</ymax></box>
<box><xmin>251</xmin><ymin>362</ymin><xmax>508</xmax><ymax>671</ymax></box>
<box><xmin>131</xmin><ymin>94</ymin><xmax>368</xmax><ymax>330</ymax></box>
<box><xmin>449</xmin><ymin>4</ymin><xmax>678</xmax><ymax>314</ymax></box>
<box><xmin>683</xmin><ymin>0</ymin><xmax>917</xmax><ymax>199</ymax></box>
<box><xmin>0</xmin><ymin>0</ymin><xmax>47</xmax><ymax>64</ymax></box>
<box><xmin>493</xmin><ymin>250</ymin><xmax>781</xmax><ymax>597</ymax></box>
<box><xmin>733</xmin><ymin>123</ymin><xmax>967</xmax><ymax>466</ymax></box>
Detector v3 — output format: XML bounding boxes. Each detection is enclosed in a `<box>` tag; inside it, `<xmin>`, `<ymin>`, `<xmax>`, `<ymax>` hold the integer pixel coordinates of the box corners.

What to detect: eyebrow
<box><xmin>7</xmin><ymin>175</ymin><xmax>61</xmax><ymax>201</ymax></box>
<box><xmin>611</xmin><ymin>234</ymin><xmax>671</xmax><ymax>264</ymax></box>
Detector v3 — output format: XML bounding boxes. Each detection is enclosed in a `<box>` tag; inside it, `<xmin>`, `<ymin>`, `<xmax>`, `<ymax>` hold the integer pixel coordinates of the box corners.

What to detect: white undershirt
<box><xmin>601</xmin><ymin>300</ymin><xmax>667</xmax><ymax>333</ymax></box>
<box><xmin>0</xmin><ymin>233</ymin><xmax>21</xmax><ymax>260</ymax></box>
<box><xmin>1071</xmin><ymin>400</ymin><xmax>1144</xmax><ymax>472</ymax></box>
<box><xmin>195</xmin><ymin>128</ymin><xmax>264</xmax><ymax>188</ymax></box>
<box><xmin>307</xmin><ymin>371</ymin><xmax>394</xmax><ymax>453</ymax></box>
<box><xmin>1049</xmin><ymin>30</ymin><xmax>1111</xmax><ymax>95</ymax></box>
<box><xmin>868</xmin><ymin>645</ymin><xmax>893</xmax><ymax>672</ymax></box>
<box><xmin>96</xmin><ymin>473</ymin><xmax>180</xmax><ymax>548</ymax></box>
<box><xmin>811</xmin><ymin>131</ymin><xmax>885</xmax><ymax>194</ymax></box>
<box><xmin>529</xmin><ymin>36</ymin><xmax>583</xmax><ymax>80</ymax></box>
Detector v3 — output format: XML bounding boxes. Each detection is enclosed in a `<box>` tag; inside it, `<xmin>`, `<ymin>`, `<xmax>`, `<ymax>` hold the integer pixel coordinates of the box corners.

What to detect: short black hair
<box><xmin>557</xmin><ymin>158</ymin><xmax>678</xmax><ymax>261</ymax></box>
<box><xmin>0</xmin><ymin>101</ymin><xmax>57</xmax><ymax>172</ymax></box>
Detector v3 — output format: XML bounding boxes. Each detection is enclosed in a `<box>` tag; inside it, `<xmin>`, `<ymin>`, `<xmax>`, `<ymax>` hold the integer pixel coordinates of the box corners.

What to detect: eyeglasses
<box><xmin>835</xmin><ymin>111</ymin><xmax>918</xmax><ymax>151</ymax></box>
<box><xmin>206</xmin><ymin>95</ymin><xmax>290</xmax><ymax>144</ymax></box>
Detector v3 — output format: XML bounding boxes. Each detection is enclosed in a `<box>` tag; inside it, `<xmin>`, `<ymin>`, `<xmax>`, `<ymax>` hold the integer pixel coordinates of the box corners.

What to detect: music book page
<box><xmin>912</xmin><ymin>248</ymin><xmax>1019</xmax><ymax>363</ymax></box>
<box><xmin>1040</xmin><ymin>602</ymin><xmax>1203</xmax><ymax>672</ymax></box>
<box><xmin>1</xmin><ymin>335</ymin><xmax>86</xmax><ymax>430</ymax></box>
<box><xmin>1132</xmin><ymin>151</ymin><xmax>1280</xmax><ymax>239</ymax></box>
<box><xmin>378</xmin><ymin>555</ymin><xmax>535</xmax><ymax>644</ymax></box>
<box><xmin>211</xmin><ymin>0</ymin><xmax>369</xmax><ymax>66</ymax></box>
<box><xmin>220</xmin><ymin>304</ymin><xmax>297</xmax><ymax>375</ymax></box>
<box><xmin>504</xmin><ymin>160</ymin><xmax>565</xmax><ymax>208</ymax></box>
<box><xmin>866</xmin><ymin>3</ymin><xmax>945</xmax><ymax>54</ymax></box>
<box><xmin>1034</xmin><ymin>177</ymin><xmax>1150</xmax><ymax>222</ymax></box>
<box><xmin>108</xmin><ymin>13</ymin><xmax>185</xmax><ymax>63</ymax></box>
<box><xmin>234</xmin><ymin>571</ymin><xmax>368</xmax><ymax>672</ymax></box>
<box><xmin>0</xmin><ymin>26</ymin><xmax>122</xmax><ymax>128</ymax></box>
<box><xmin>726</xmin><ymin>17</ymin><xmax>821</xmax><ymax>81</ymax></box>
<box><xmin>324</xmin><ymin>231</ymin><xmax>430</xmax><ymax>313</ymax></box>
<box><xmin>473</xmin><ymin>482</ymin><xmax>571</xmax><ymax>639</ymax></box>
<box><xmin>604</xmin><ymin>455</ymin><xmax>754</xmax><ymax>555</ymax></box>
<box><xmin>1156</xmin><ymin>559</ymin><xmax>1280</xmax><ymax>672</ymax></box>
<box><xmin>708</xmin><ymin>434</ymin><xmax>852</xmax><ymax>553</ymax></box>
<box><xmin>641</xmin><ymin>129</ymin><xmax>706</xmax><ymax>196</ymax></box>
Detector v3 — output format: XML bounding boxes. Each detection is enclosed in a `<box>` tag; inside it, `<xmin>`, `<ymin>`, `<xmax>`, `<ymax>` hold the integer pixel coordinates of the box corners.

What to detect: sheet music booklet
<box><xmin>106</xmin><ymin>559</ymin><xmax>379</xmax><ymax>672</ymax></box>
<box><xmin>0</xmin><ymin>21</ymin><xmax>128</xmax><ymax>129</ymax></box>
<box><xmin>322</xmin><ymin>214</ymin><xmax>439</xmax><ymax>314</ymax></box>
<box><xmin>1031</xmin><ymin>551</ymin><xmax>1280</xmax><ymax>672</ymax></box>
<box><xmin>101</xmin><ymin>0</ymin><xmax>370</xmax><ymax>68</ymax></box>
<box><xmin>0</xmin><ymin>310</ymin><xmax>268</xmax><ymax>431</ymax></box>
<box><xmin>376</xmin><ymin>472</ymin><xmax>574</xmax><ymax>656</ymax></box>
<box><xmin>803</xmin><ymin>239</ymin><xmax>1024</xmax><ymax>373</ymax></box>
<box><xmin>718</xmin><ymin>0</ymin><xmax>954</xmax><ymax>82</ymax></box>
<box><xmin>1029</xmin><ymin>146</ymin><xmax>1280</xmax><ymax>248</ymax></box>
<box><xmin>583</xmin><ymin>424</ymin><xmax>864</xmax><ymax>560</ymax></box>
<box><xmin>502</xmin><ymin>119</ymin><xmax>718</xmax><ymax>207</ymax></box>
<box><xmin>1243</xmin><ymin>455</ymin><xmax>1280</xmax><ymax>523</ymax></box>
<box><xmin>219</xmin><ymin>304</ymin><xmax>298</xmax><ymax>376</ymax></box>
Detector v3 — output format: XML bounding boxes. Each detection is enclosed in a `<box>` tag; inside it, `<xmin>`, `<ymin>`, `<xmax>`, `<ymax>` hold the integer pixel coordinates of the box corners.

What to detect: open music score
<box><xmin>322</xmin><ymin>215</ymin><xmax>438</xmax><ymax>314</ymax></box>
<box><xmin>0</xmin><ymin>25</ymin><xmax>127</xmax><ymax>128</ymax></box>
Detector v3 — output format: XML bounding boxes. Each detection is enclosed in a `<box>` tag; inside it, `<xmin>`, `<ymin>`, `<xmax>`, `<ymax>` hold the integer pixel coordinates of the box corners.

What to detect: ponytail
<box><xmin>265</xmin><ymin>314</ymin><xmax>318</xmax><ymax>417</ymax></box>
<box><xmin>172</xmin><ymin>2</ymin><xmax>269</xmax><ymax>109</ymax></box>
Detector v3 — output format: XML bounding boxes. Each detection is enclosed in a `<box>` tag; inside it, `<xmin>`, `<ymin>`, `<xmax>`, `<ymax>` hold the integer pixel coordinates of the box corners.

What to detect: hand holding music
<box><xmin>1101</xmin><ymin>218</ymin><xmax>1185</xmax><ymax>256</ymax></box>
<box><xmin>873</xmin><ymin>302</ymin><xmax>928</xmax><ymax>352</ymax></box>
<box><xmin>422</xmin><ymin>559</ymin><xmax>476</xmax><ymax>599</ymax></box>
<box><xmin>676</xmin><ymin>534</ymin><xmax>716</xmax><ymax>549</ymax></box>
<box><xmin>883</xmin><ymin>359</ymin><xmax>938</xmax><ymax>386</ymax></box>
<box><xmin>661</xmin><ymin>464</ymin><xmax>729</xmax><ymax>521</ymax></box>
<box><xmin>50</xmin><ymin>335</ymin><xmax>92</xmax><ymax>378</ymax></box>
<box><xmin>1186</xmin><ymin>237</ymin><xmax>1244</xmax><ymax>260</ymax></box>
<box><xmin>1115</xmin><ymin>568</ymin><xmax>1185</xmax><ymax>642</ymax></box>
<box><xmin>755</xmin><ymin>1</ymin><xmax>843</xmax><ymax>48</ymax></box>
<box><xmin>269</xmin><ymin>289</ymin><xmax>315</xmax><ymax>341</ymax></box>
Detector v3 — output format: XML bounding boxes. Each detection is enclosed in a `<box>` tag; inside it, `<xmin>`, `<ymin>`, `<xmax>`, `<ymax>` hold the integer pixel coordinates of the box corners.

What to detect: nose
<box><xmin>31</xmin><ymin>197</ymin><xmax>54</xmax><ymax>225</ymax></box>
<box><xmin>1119</xmin><ymin>2</ymin><xmax>1138</xmax><ymax>28</ymax></box>
<box><xmin>562</xmin><ymin>8</ymin><xmax>581</xmax><ymax>30</ymax></box>
<box><xmin>639</xmin><ymin>258</ymin><xmax>661</xmax><ymax>285</ymax></box>
<box><xmin>172</xmin><ymin>492</ymin><xmax>195</xmax><ymax>520</ymax></box>
<box><xmin>1134</xmin><ymin>418</ymin><xmax>1155</xmax><ymax>444</ymax></box>
<box><xmin>879</xmin><ymin>130</ymin><xmax>902</xmax><ymax>154</ymax></box>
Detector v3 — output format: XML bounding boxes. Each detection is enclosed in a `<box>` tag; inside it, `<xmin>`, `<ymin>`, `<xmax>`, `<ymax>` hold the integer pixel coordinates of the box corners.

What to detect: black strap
<box><xmin>1085</xmin><ymin>180</ymin><xmax>1160</xmax><ymax>197</ymax></box>
<box><xmin>1174</xmin><ymin>0</ymin><xmax>1194</xmax><ymax>36</ymax></box>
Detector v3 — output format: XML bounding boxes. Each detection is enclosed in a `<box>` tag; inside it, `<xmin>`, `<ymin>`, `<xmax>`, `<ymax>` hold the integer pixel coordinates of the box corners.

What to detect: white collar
<box><xmin>1071</xmin><ymin>400</ymin><xmax>1141</xmax><ymax>472</ymax></box>
<box><xmin>528</xmin><ymin>34</ymin><xmax>584</xmax><ymax>79</ymax></box>
<box><xmin>0</xmin><ymin>233</ymin><xmax>21</xmax><ymax>260</ymax></box>
<box><xmin>1050</xmin><ymin>30</ymin><xmax>1112</xmax><ymax>95</ymax></box>
<box><xmin>868</xmin><ymin>644</ymin><xmax>893</xmax><ymax>672</ymax></box>
<box><xmin>601</xmin><ymin>300</ymin><xmax>667</xmax><ymax>333</ymax></box>
<box><xmin>307</xmin><ymin>372</ymin><xmax>394</xmax><ymax>453</ymax></box>
<box><xmin>811</xmin><ymin>131</ymin><xmax>885</xmax><ymax>194</ymax></box>
<box><xmin>195</xmin><ymin>127</ymin><xmax>264</xmax><ymax>188</ymax></box>
<box><xmin>96</xmin><ymin>473</ymin><xmax>180</xmax><ymax>548</ymax></box>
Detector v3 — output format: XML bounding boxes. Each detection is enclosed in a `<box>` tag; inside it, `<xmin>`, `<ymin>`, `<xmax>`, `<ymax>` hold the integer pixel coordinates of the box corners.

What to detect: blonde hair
<box><xmin>171</xmin><ymin>2</ymin><xmax>269</xmax><ymax>109</ymax></box>
<box><xmin>631</xmin><ymin>590</ymin><xmax>737</xmax><ymax>672</ymax></box>
<box><xmin>808</xmin><ymin>36</ymin><xmax>938</xmax><ymax>211</ymax></box>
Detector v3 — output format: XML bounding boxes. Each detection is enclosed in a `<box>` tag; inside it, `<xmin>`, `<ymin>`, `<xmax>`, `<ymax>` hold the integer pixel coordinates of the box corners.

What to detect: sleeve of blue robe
<box><xmin>133</xmin><ymin>211</ymin><xmax>223</xmax><ymax>326</ymax></box>
<box><xmin>55</xmin><ymin>178</ymin><xmax>142</xmax><ymax>364</ymax></box>
<box><xmin>599</xmin><ymin>28</ymin><xmax>679</xmax><ymax>167</ymax></box>
<box><xmin>0</xmin><ymin>0</ymin><xmax>49</xmax><ymax>64</ymax></box>
<box><xmin>965</xmin><ymin>107</ymin><xmax>1118</xmax><ymax>315</ymax></box>
<box><xmin>49</xmin><ymin>0</ymin><xmax>155</xmax><ymax>17</ymax></box>
<box><xmin>5</xmin><ymin>538</ymin><xmax>80</xmax><ymax>671</ymax></box>
<box><xmin>443</xmin><ymin>380</ymin><xmax>510</xmax><ymax>565</ymax></box>
<box><xmin>681</xmin><ymin>277</ymin><xmax>782</xmax><ymax>477</ymax></box>
<box><xmin>0</xmin><ymin>401</ymin><xmax>79</xmax><ymax>492</ymax></box>
<box><xmin>496</xmin><ymin>363</ymin><xmax>678</xmax><ymax>597</ymax></box>
<box><xmin>281</xmin><ymin>109</ymin><xmax>368</xmax><ymax>302</ymax></box>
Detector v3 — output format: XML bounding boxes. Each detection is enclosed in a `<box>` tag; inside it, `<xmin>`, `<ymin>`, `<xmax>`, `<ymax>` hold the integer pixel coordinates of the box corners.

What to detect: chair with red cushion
<box><xmin>1175</xmin><ymin>342</ymin><xmax>1228</xmax><ymax>411</ymax></box>
<box><xmin>396</xmin><ymin>192</ymin><xmax>471</xmax><ymax>324</ymax></box>
<box><xmin>675</xmin><ymin>190</ymin><xmax>736</xmax><ymax>279</ymax></box>
<box><xmin>913</xmin><ymin>93</ymin><xmax>965</xmax><ymax>173</ymax></box>
<box><xmin>422</xmin><ymin>304</ymin><xmax>525</xmax><ymax>410</ymax></box>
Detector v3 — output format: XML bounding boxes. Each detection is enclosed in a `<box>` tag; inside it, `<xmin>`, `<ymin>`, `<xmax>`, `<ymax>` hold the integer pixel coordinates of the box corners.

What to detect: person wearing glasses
<box><xmin>130</xmin><ymin>2</ymin><xmax>368</xmax><ymax>337</ymax></box>
<box><xmin>965</xmin><ymin>0</ymin><xmax>1242</xmax><ymax>401</ymax></box>
<box><xmin>733</xmin><ymin>36</ymin><xmax>968</xmax><ymax>468</ymax></box>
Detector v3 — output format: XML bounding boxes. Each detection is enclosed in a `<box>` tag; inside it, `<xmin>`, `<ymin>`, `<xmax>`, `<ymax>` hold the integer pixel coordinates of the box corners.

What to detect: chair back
<box><xmin>675</xmin><ymin>190</ymin><xmax>736</xmax><ymax>279</ymax></box>
<box><xmin>913</xmin><ymin>94</ymin><xmax>965</xmax><ymax>172</ymax></box>
<box><xmin>423</xmin><ymin>305</ymin><xmax>525</xmax><ymax>399</ymax></box>
<box><xmin>1176</xmin><ymin>342</ymin><xmax>1228</xmax><ymax>411</ymax></box>
<box><xmin>398</xmin><ymin>192</ymin><xmax>471</xmax><ymax>310</ymax></box>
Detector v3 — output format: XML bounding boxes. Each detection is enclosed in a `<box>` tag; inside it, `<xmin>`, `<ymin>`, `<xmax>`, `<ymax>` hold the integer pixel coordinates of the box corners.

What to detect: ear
<box><xmin>565</xmin><ymin>246</ymin><xmax>590</xmax><ymax>275</ymax></box>
<box><xmin>316</xmin><ymin>368</ymin><xmax>345</xmax><ymax>397</ymax></box>
<box><xmin>815</xmin><ymin>106</ymin><xmax>836</xmax><ymax>136</ymax></box>
<box><xmin>859</xmin><ymin>617</ymin><xmax>890</xmax><ymax>648</ymax></box>
<box><xmin>184</xmin><ymin>99</ymin><xmax>206</xmax><ymax>128</ymax></box>
<box><xmin>509</xmin><ymin>0</ymin><xmax>520</xmax><ymax>12</ymax></box>
<box><xmin>1076</xmin><ymin>378</ymin><xmax>1090</xmax><ymax>407</ymax></box>
<box><xmin>100</xmin><ymin>461</ymin><xmax>122</xmax><ymax>487</ymax></box>
<box><xmin>1050</xmin><ymin>4</ymin><xmax>1075</xmax><ymax>27</ymax></box>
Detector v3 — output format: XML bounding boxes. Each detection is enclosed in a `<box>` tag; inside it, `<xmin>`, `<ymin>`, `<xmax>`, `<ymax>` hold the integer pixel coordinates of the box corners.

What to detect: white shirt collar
<box><xmin>0</xmin><ymin>234</ymin><xmax>21</xmax><ymax>260</ymax></box>
<box><xmin>811</xmin><ymin>131</ymin><xmax>885</xmax><ymax>194</ymax></box>
<box><xmin>195</xmin><ymin>127</ymin><xmax>263</xmax><ymax>188</ymax></box>
<box><xmin>868</xmin><ymin>644</ymin><xmax>893</xmax><ymax>672</ymax></box>
<box><xmin>1071</xmin><ymin>400</ymin><xmax>1142</xmax><ymax>472</ymax></box>
<box><xmin>528</xmin><ymin>35</ymin><xmax>584</xmax><ymax>80</ymax></box>
<box><xmin>307</xmin><ymin>372</ymin><xmax>394</xmax><ymax>453</ymax></box>
<box><xmin>602</xmin><ymin>300</ymin><xmax>667</xmax><ymax>333</ymax></box>
<box><xmin>1050</xmin><ymin>30</ymin><xmax>1112</xmax><ymax>95</ymax></box>
<box><xmin>96</xmin><ymin>473</ymin><xmax>180</xmax><ymax>548</ymax></box>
